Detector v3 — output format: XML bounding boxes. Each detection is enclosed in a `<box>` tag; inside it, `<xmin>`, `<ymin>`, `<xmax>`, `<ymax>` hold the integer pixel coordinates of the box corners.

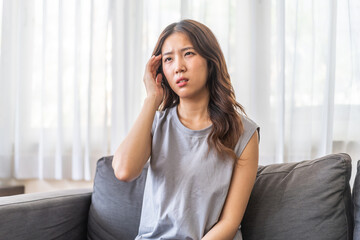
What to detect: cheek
<box><xmin>197</xmin><ymin>62</ymin><xmax>208</xmax><ymax>81</ymax></box>
<box><xmin>163</xmin><ymin>67</ymin><xmax>173</xmax><ymax>83</ymax></box>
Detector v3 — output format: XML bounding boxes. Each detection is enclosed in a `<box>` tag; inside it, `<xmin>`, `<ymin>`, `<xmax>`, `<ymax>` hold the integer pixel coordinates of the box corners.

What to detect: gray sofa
<box><xmin>1</xmin><ymin>153</ymin><xmax>359</xmax><ymax>240</ymax></box>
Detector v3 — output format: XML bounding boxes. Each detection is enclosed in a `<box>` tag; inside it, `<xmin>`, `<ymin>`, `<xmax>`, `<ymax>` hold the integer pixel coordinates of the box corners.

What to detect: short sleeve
<box><xmin>151</xmin><ymin>109</ymin><xmax>169</xmax><ymax>136</ymax></box>
<box><xmin>234</xmin><ymin>115</ymin><xmax>260</xmax><ymax>158</ymax></box>
<box><xmin>151</xmin><ymin>111</ymin><xmax>160</xmax><ymax>135</ymax></box>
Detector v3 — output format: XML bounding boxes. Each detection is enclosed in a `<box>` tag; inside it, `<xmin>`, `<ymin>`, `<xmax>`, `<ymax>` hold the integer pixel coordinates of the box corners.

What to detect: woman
<box><xmin>112</xmin><ymin>19</ymin><xmax>259</xmax><ymax>240</ymax></box>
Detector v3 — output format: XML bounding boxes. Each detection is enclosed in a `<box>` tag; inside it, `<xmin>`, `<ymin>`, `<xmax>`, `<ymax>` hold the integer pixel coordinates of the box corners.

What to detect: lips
<box><xmin>176</xmin><ymin>77</ymin><xmax>189</xmax><ymax>87</ymax></box>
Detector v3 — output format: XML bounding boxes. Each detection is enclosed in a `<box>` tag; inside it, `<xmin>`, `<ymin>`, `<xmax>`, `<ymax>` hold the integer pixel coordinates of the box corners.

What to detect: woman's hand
<box><xmin>143</xmin><ymin>54</ymin><xmax>164</xmax><ymax>108</ymax></box>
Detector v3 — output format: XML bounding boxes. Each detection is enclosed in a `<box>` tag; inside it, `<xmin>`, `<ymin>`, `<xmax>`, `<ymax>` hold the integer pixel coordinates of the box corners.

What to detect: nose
<box><xmin>174</xmin><ymin>58</ymin><xmax>186</xmax><ymax>74</ymax></box>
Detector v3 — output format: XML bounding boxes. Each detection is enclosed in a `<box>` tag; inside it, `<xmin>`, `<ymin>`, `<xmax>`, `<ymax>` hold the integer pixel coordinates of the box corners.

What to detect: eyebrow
<box><xmin>162</xmin><ymin>47</ymin><xmax>195</xmax><ymax>56</ymax></box>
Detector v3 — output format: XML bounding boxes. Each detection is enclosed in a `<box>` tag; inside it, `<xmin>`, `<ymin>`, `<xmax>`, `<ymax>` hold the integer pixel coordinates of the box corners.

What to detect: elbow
<box><xmin>114</xmin><ymin>169</ymin><xmax>135</xmax><ymax>182</ymax></box>
<box><xmin>112</xmin><ymin>155</ymin><xmax>138</xmax><ymax>182</ymax></box>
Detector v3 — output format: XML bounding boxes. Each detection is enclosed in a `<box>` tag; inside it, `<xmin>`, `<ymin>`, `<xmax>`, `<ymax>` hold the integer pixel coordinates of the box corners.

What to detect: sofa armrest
<box><xmin>0</xmin><ymin>188</ymin><xmax>92</xmax><ymax>240</ymax></box>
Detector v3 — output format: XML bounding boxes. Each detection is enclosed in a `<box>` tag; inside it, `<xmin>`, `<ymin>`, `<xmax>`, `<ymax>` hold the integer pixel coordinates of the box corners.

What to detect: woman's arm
<box><xmin>202</xmin><ymin>131</ymin><xmax>259</xmax><ymax>240</ymax></box>
<box><xmin>112</xmin><ymin>55</ymin><xmax>163</xmax><ymax>182</ymax></box>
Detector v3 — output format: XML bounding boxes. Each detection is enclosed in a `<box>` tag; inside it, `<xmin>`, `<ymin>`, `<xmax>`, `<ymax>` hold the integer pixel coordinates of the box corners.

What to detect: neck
<box><xmin>177</xmin><ymin>94</ymin><xmax>211</xmax><ymax>130</ymax></box>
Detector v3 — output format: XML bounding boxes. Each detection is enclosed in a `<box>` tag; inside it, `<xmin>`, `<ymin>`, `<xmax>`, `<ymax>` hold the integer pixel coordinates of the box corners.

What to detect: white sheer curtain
<box><xmin>269</xmin><ymin>0</ymin><xmax>360</xmax><ymax>184</ymax></box>
<box><xmin>1</xmin><ymin>0</ymin><xmax>359</xmax><ymax>181</ymax></box>
<box><xmin>0</xmin><ymin>0</ymin><xmax>111</xmax><ymax>180</ymax></box>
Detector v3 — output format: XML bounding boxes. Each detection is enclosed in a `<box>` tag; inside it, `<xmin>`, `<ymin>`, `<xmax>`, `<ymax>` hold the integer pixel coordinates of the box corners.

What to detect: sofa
<box><xmin>0</xmin><ymin>153</ymin><xmax>359</xmax><ymax>240</ymax></box>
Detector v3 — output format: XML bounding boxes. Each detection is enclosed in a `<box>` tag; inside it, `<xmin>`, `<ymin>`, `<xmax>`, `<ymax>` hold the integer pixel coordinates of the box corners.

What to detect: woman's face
<box><xmin>161</xmin><ymin>32</ymin><xmax>209</xmax><ymax>100</ymax></box>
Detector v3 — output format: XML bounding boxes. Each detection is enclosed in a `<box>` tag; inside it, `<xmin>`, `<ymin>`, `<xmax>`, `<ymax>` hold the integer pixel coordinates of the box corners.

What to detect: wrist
<box><xmin>144</xmin><ymin>95</ymin><xmax>161</xmax><ymax>110</ymax></box>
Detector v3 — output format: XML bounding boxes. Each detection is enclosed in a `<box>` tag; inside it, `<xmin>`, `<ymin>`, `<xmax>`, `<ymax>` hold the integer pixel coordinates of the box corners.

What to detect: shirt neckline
<box><xmin>171</xmin><ymin>106</ymin><xmax>213</xmax><ymax>137</ymax></box>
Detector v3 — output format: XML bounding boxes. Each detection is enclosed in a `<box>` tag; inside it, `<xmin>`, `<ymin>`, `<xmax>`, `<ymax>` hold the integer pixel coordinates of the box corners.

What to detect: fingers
<box><xmin>156</xmin><ymin>73</ymin><xmax>163</xmax><ymax>86</ymax></box>
<box><xmin>152</xmin><ymin>54</ymin><xmax>162</xmax><ymax>62</ymax></box>
<box><xmin>147</xmin><ymin>54</ymin><xmax>162</xmax><ymax>74</ymax></box>
<box><xmin>152</xmin><ymin>54</ymin><xmax>162</xmax><ymax>72</ymax></box>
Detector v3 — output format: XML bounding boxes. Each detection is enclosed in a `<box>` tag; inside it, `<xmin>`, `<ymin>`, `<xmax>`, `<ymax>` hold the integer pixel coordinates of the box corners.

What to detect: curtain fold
<box><xmin>1</xmin><ymin>0</ymin><xmax>110</xmax><ymax>180</ymax></box>
<box><xmin>111</xmin><ymin>0</ymin><xmax>145</xmax><ymax>153</ymax></box>
<box><xmin>0</xmin><ymin>0</ymin><xmax>359</xmax><ymax>181</ymax></box>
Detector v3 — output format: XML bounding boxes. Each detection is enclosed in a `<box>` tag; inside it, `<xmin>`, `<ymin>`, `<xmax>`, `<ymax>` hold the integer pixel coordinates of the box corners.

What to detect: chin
<box><xmin>174</xmin><ymin>89</ymin><xmax>193</xmax><ymax>98</ymax></box>
<box><xmin>178</xmin><ymin>93</ymin><xmax>200</xmax><ymax>100</ymax></box>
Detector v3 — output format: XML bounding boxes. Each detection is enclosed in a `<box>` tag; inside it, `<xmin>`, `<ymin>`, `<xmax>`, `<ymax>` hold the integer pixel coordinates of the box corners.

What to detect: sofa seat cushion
<box><xmin>87</xmin><ymin>156</ymin><xmax>148</xmax><ymax>240</ymax></box>
<box><xmin>241</xmin><ymin>153</ymin><xmax>353</xmax><ymax>240</ymax></box>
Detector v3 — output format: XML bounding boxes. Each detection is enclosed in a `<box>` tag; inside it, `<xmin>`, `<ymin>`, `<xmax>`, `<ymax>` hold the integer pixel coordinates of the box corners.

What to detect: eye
<box><xmin>185</xmin><ymin>51</ymin><xmax>195</xmax><ymax>56</ymax></box>
<box><xmin>164</xmin><ymin>57</ymin><xmax>172</xmax><ymax>62</ymax></box>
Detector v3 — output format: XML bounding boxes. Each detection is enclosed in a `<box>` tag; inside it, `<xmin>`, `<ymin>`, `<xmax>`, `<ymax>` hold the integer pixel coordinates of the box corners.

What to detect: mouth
<box><xmin>176</xmin><ymin>77</ymin><xmax>189</xmax><ymax>85</ymax></box>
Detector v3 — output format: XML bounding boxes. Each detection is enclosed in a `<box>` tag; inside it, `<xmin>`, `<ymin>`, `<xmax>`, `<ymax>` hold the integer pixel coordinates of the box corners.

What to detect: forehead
<box><xmin>161</xmin><ymin>32</ymin><xmax>193</xmax><ymax>52</ymax></box>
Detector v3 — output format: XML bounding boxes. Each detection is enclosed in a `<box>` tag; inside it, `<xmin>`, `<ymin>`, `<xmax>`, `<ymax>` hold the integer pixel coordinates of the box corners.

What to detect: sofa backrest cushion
<box><xmin>353</xmin><ymin>160</ymin><xmax>360</xmax><ymax>240</ymax></box>
<box><xmin>241</xmin><ymin>153</ymin><xmax>354</xmax><ymax>240</ymax></box>
<box><xmin>87</xmin><ymin>156</ymin><xmax>148</xmax><ymax>240</ymax></box>
<box><xmin>0</xmin><ymin>189</ymin><xmax>92</xmax><ymax>240</ymax></box>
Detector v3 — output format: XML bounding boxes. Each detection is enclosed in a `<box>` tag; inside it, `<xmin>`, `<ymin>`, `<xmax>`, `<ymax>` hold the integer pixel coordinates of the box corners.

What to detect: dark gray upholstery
<box><xmin>241</xmin><ymin>153</ymin><xmax>353</xmax><ymax>240</ymax></box>
<box><xmin>0</xmin><ymin>153</ymin><xmax>356</xmax><ymax>240</ymax></box>
<box><xmin>87</xmin><ymin>156</ymin><xmax>148</xmax><ymax>240</ymax></box>
<box><xmin>0</xmin><ymin>188</ymin><xmax>92</xmax><ymax>240</ymax></box>
<box><xmin>354</xmin><ymin>160</ymin><xmax>360</xmax><ymax>240</ymax></box>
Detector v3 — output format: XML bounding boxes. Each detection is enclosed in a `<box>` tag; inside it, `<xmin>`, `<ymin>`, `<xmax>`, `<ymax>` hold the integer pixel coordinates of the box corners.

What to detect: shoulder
<box><xmin>153</xmin><ymin>107</ymin><xmax>174</xmax><ymax>124</ymax></box>
<box><xmin>240</xmin><ymin>114</ymin><xmax>259</xmax><ymax>136</ymax></box>
<box><xmin>234</xmin><ymin>114</ymin><xmax>260</xmax><ymax>157</ymax></box>
<box><xmin>151</xmin><ymin>106</ymin><xmax>175</xmax><ymax>134</ymax></box>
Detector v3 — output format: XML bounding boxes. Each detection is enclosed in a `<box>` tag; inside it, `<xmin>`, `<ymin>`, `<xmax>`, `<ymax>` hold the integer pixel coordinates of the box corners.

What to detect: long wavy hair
<box><xmin>152</xmin><ymin>19</ymin><xmax>245</xmax><ymax>162</ymax></box>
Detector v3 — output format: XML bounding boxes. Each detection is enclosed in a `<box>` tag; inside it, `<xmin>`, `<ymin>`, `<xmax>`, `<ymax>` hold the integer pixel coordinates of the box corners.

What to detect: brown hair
<box><xmin>152</xmin><ymin>19</ymin><xmax>245</xmax><ymax>162</ymax></box>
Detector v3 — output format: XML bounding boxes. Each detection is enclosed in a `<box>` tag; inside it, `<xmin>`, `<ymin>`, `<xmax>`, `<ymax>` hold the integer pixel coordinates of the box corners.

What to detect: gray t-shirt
<box><xmin>135</xmin><ymin>106</ymin><xmax>259</xmax><ymax>240</ymax></box>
